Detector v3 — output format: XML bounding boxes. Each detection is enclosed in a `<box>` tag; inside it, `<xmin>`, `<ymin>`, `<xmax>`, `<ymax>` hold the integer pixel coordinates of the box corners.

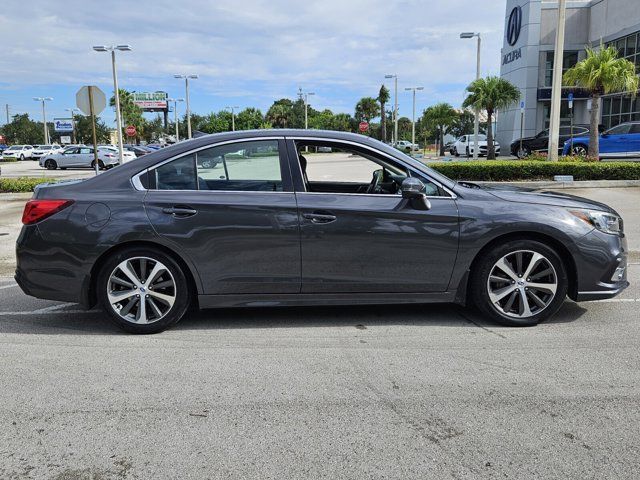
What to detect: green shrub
<box><xmin>430</xmin><ymin>161</ymin><xmax>640</xmax><ymax>181</ymax></box>
<box><xmin>0</xmin><ymin>158</ymin><xmax>18</xmax><ymax>163</ymax></box>
<box><xmin>0</xmin><ymin>177</ymin><xmax>58</xmax><ymax>193</ymax></box>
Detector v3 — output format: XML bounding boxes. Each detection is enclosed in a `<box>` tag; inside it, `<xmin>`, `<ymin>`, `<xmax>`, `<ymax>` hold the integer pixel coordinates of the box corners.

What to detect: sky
<box><xmin>0</xmin><ymin>0</ymin><xmax>506</xmax><ymax>127</ymax></box>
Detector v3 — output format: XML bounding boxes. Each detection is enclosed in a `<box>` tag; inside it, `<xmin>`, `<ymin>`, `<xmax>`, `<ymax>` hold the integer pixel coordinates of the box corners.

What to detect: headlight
<box><xmin>569</xmin><ymin>209</ymin><xmax>623</xmax><ymax>235</ymax></box>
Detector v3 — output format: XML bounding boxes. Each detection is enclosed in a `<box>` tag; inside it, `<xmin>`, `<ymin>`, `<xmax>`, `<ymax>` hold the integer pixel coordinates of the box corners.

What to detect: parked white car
<box><xmin>392</xmin><ymin>140</ymin><xmax>420</xmax><ymax>153</ymax></box>
<box><xmin>40</xmin><ymin>146</ymin><xmax>123</xmax><ymax>170</ymax></box>
<box><xmin>31</xmin><ymin>144</ymin><xmax>63</xmax><ymax>160</ymax></box>
<box><xmin>2</xmin><ymin>145</ymin><xmax>34</xmax><ymax>160</ymax></box>
<box><xmin>450</xmin><ymin>134</ymin><xmax>501</xmax><ymax>157</ymax></box>
<box><xmin>97</xmin><ymin>145</ymin><xmax>136</xmax><ymax>162</ymax></box>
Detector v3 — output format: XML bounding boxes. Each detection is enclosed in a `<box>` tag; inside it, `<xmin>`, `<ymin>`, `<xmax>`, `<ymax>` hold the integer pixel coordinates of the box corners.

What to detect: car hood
<box><xmin>511</xmin><ymin>136</ymin><xmax>537</xmax><ymax>145</ymax></box>
<box><xmin>481</xmin><ymin>184</ymin><xmax>616</xmax><ymax>213</ymax></box>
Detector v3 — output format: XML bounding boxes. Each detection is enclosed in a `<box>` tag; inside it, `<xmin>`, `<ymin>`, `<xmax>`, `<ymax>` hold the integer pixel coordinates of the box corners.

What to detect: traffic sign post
<box><xmin>519</xmin><ymin>101</ymin><xmax>525</xmax><ymax>157</ymax></box>
<box><xmin>568</xmin><ymin>93</ymin><xmax>574</xmax><ymax>154</ymax></box>
<box><xmin>76</xmin><ymin>86</ymin><xmax>113</xmax><ymax>170</ymax></box>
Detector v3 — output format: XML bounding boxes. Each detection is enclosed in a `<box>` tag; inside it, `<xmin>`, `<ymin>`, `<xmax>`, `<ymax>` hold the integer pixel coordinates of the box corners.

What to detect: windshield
<box><xmin>7</xmin><ymin>146</ymin><xmax>21</xmax><ymax>150</ymax></box>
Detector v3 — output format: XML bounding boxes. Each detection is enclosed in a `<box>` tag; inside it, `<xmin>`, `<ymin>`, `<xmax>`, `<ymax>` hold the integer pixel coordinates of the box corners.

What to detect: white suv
<box><xmin>450</xmin><ymin>134</ymin><xmax>501</xmax><ymax>157</ymax></box>
<box><xmin>2</xmin><ymin>145</ymin><xmax>34</xmax><ymax>160</ymax></box>
<box><xmin>392</xmin><ymin>140</ymin><xmax>419</xmax><ymax>153</ymax></box>
<box><xmin>31</xmin><ymin>145</ymin><xmax>63</xmax><ymax>160</ymax></box>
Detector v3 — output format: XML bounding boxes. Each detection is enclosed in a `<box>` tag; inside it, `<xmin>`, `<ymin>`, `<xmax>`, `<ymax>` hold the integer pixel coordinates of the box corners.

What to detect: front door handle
<box><xmin>162</xmin><ymin>206</ymin><xmax>198</xmax><ymax>217</ymax></box>
<box><xmin>303</xmin><ymin>212</ymin><xmax>337</xmax><ymax>224</ymax></box>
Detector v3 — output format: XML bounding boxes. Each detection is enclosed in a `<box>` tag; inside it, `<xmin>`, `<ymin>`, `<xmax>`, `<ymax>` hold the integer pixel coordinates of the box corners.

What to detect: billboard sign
<box><xmin>54</xmin><ymin>119</ymin><xmax>74</xmax><ymax>132</ymax></box>
<box><xmin>132</xmin><ymin>92</ymin><xmax>168</xmax><ymax>110</ymax></box>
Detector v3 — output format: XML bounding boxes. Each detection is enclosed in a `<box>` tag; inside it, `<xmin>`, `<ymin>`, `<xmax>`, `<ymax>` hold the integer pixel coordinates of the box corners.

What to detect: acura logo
<box><xmin>507</xmin><ymin>6</ymin><xmax>522</xmax><ymax>46</ymax></box>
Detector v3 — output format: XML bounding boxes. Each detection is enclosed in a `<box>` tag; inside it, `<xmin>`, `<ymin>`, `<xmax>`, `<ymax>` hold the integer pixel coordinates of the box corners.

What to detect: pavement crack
<box><xmin>453</xmin><ymin>306</ymin><xmax>507</xmax><ymax>339</ymax></box>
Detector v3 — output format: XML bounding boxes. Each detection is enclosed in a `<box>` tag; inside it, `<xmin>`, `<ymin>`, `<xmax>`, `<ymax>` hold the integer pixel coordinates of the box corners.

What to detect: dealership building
<box><xmin>497</xmin><ymin>0</ymin><xmax>640</xmax><ymax>148</ymax></box>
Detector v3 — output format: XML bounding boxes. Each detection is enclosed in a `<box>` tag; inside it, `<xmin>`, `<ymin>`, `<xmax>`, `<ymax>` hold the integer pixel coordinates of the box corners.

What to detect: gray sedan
<box><xmin>39</xmin><ymin>146</ymin><xmax>120</xmax><ymax>170</ymax></box>
<box><xmin>16</xmin><ymin>130</ymin><xmax>628</xmax><ymax>333</ymax></box>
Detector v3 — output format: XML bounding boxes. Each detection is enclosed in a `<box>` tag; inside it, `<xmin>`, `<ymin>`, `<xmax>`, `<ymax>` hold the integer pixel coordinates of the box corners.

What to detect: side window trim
<box><xmin>133</xmin><ymin>137</ymin><xmax>293</xmax><ymax>193</ymax></box>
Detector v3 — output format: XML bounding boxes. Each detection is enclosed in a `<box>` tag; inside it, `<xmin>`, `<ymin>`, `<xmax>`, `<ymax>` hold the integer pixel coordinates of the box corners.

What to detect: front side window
<box><xmin>606</xmin><ymin>124</ymin><xmax>632</xmax><ymax>135</ymax></box>
<box><xmin>295</xmin><ymin>141</ymin><xmax>442</xmax><ymax>196</ymax></box>
<box><xmin>152</xmin><ymin>139</ymin><xmax>283</xmax><ymax>192</ymax></box>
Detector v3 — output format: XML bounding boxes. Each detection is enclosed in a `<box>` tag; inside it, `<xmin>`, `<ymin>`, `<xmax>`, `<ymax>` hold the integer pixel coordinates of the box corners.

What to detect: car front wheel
<box><xmin>470</xmin><ymin>240</ymin><xmax>568</xmax><ymax>327</ymax></box>
<box><xmin>44</xmin><ymin>159</ymin><xmax>57</xmax><ymax>170</ymax></box>
<box><xmin>97</xmin><ymin>247</ymin><xmax>191</xmax><ymax>334</ymax></box>
<box><xmin>571</xmin><ymin>144</ymin><xmax>588</xmax><ymax>157</ymax></box>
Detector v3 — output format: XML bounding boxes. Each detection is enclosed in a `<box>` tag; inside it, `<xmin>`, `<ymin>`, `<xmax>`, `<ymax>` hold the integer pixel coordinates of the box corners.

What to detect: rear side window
<box><xmin>631</xmin><ymin>124</ymin><xmax>640</xmax><ymax>134</ymax></box>
<box><xmin>150</xmin><ymin>140</ymin><xmax>283</xmax><ymax>192</ymax></box>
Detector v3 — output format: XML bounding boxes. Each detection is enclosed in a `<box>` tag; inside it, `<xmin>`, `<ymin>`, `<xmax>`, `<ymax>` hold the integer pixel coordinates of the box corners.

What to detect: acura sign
<box><xmin>507</xmin><ymin>6</ymin><xmax>522</xmax><ymax>46</ymax></box>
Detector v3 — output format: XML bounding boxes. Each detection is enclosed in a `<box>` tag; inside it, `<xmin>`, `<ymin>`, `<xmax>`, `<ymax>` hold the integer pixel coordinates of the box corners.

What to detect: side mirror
<box><xmin>401</xmin><ymin>177</ymin><xmax>431</xmax><ymax>211</ymax></box>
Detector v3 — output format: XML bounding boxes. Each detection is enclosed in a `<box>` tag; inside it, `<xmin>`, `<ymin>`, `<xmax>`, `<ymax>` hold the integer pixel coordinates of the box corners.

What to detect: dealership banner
<box><xmin>132</xmin><ymin>92</ymin><xmax>168</xmax><ymax>110</ymax></box>
<box><xmin>54</xmin><ymin>119</ymin><xmax>74</xmax><ymax>132</ymax></box>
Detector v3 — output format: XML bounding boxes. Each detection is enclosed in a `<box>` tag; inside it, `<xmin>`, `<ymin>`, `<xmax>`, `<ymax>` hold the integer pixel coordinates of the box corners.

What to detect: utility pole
<box><xmin>548</xmin><ymin>0</ymin><xmax>567</xmax><ymax>161</ymax></box>
<box><xmin>33</xmin><ymin>97</ymin><xmax>53</xmax><ymax>144</ymax></box>
<box><xmin>385</xmin><ymin>74</ymin><xmax>398</xmax><ymax>143</ymax></box>
<box><xmin>405</xmin><ymin>86</ymin><xmax>424</xmax><ymax>151</ymax></box>
<box><xmin>460</xmin><ymin>32</ymin><xmax>482</xmax><ymax>159</ymax></box>
<box><xmin>226</xmin><ymin>106</ymin><xmax>240</xmax><ymax>131</ymax></box>
<box><xmin>168</xmin><ymin>98</ymin><xmax>184</xmax><ymax>142</ymax></box>
<box><xmin>5</xmin><ymin>104</ymin><xmax>9</xmax><ymax>124</ymax></box>
<box><xmin>298</xmin><ymin>88</ymin><xmax>315</xmax><ymax>129</ymax></box>
<box><xmin>174</xmin><ymin>74</ymin><xmax>198</xmax><ymax>139</ymax></box>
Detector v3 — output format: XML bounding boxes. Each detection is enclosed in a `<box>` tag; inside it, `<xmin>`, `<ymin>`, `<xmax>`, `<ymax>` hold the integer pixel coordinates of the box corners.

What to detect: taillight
<box><xmin>22</xmin><ymin>199</ymin><xmax>74</xmax><ymax>225</ymax></box>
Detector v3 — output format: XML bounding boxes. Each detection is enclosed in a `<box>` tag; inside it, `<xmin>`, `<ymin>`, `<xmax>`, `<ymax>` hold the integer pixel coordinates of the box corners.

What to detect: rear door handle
<box><xmin>162</xmin><ymin>206</ymin><xmax>198</xmax><ymax>217</ymax></box>
<box><xmin>302</xmin><ymin>212</ymin><xmax>337</xmax><ymax>224</ymax></box>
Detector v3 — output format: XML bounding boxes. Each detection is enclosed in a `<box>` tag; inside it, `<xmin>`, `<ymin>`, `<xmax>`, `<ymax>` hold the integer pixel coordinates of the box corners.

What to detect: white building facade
<box><xmin>497</xmin><ymin>0</ymin><xmax>640</xmax><ymax>147</ymax></box>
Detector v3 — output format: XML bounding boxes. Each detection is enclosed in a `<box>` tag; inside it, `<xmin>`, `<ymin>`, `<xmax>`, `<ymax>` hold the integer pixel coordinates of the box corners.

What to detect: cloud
<box><xmin>0</xmin><ymin>0</ymin><xmax>506</xmax><ymax>121</ymax></box>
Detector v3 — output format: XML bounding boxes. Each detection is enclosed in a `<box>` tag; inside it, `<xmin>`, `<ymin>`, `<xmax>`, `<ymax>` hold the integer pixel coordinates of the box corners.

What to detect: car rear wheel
<box><xmin>97</xmin><ymin>248</ymin><xmax>191</xmax><ymax>334</ymax></box>
<box><xmin>453</xmin><ymin>147</ymin><xmax>460</xmax><ymax>157</ymax></box>
<box><xmin>44</xmin><ymin>159</ymin><xmax>57</xmax><ymax>170</ymax></box>
<box><xmin>91</xmin><ymin>159</ymin><xmax>106</xmax><ymax>170</ymax></box>
<box><xmin>517</xmin><ymin>146</ymin><xmax>530</xmax><ymax>159</ymax></box>
<box><xmin>470</xmin><ymin>240</ymin><xmax>568</xmax><ymax>327</ymax></box>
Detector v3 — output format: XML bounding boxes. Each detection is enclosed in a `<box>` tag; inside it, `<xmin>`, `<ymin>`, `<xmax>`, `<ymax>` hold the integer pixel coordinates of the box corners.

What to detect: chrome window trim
<box><xmin>131</xmin><ymin>136</ymin><xmax>285</xmax><ymax>192</ymax></box>
<box><xmin>288</xmin><ymin>136</ymin><xmax>457</xmax><ymax>199</ymax></box>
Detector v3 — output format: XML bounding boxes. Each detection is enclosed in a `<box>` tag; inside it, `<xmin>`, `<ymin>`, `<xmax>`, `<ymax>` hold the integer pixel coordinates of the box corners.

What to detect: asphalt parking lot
<box><xmin>1</xmin><ymin>187</ymin><xmax>639</xmax><ymax>479</ymax></box>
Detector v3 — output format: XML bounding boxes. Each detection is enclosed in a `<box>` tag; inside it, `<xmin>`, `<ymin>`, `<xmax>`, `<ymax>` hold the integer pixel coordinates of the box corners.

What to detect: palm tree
<box><xmin>462</xmin><ymin>76</ymin><xmax>520</xmax><ymax>160</ymax></box>
<box><xmin>265</xmin><ymin>104</ymin><xmax>291</xmax><ymax>128</ymax></box>
<box><xmin>423</xmin><ymin>103</ymin><xmax>458</xmax><ymax>156</ymax></box>
<box><xmin>377</xmin><ymin>85</ymin><xmax>390</xmax><ymax>142</ymax></box>
<box><xmin>355</xmin><ymin>97</ymin><xmax>381</xmax><ymax>125</ymax></box>
<box><xmin>564</xmin><ymin>44</ymin><xmax>639</xmax><ymax>158</ymax></box>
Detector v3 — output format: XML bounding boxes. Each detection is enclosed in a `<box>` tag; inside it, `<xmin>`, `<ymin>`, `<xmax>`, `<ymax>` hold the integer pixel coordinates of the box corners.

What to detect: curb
<box><xmin>477</xmin><ymin>179</ymin><xmax>640</xmax><ymax>189</ymax></box>
<box><xmin>0</xmin><ymin>193</ymin><xmax>33</xmax><ymax>201</ymax></box>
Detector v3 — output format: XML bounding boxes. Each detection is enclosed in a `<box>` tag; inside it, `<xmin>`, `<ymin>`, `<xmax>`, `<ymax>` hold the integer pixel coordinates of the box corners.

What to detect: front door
<box><xmin>600</xmin><ymin>123</ymin><xmax>632</xmax><ymax>157</ymax></box>
<box><xmin>144</xmin><ymin>138</ymin><xmax>301</xmax><ymax>294</ymax></box>
<box><xmin>288</xmin><ymin>139</ymin><xmax>459</xmax><ymax>293</ymax></box>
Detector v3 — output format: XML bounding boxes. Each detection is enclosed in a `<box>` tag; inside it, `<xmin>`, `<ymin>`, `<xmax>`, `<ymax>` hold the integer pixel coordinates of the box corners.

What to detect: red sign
<box><xmin>125</xmin><ymin>125</ymin><xmax>136</xmax><ymax>137</ymax></box>
<box><xmin>358</xmin><ymin>121</ymin><xmax>369</xmax><ymax>133</ymax></box>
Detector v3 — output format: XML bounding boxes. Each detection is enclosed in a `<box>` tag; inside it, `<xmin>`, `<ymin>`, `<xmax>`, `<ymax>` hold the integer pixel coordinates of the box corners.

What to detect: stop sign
<box><xmin>125</xmin><ymin>125</ymin><xmax>136</xmax><ymax>137</ymax></box>
<box><xmin>358</xmin><ymin>121</ymin><xmax>369</xmax><ymax>133</ymax></box>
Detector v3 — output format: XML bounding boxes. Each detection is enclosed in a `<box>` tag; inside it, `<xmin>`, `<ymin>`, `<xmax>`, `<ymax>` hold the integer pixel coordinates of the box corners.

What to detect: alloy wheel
<box><xmin>487</xmin><ymin>250</ymin><xmax>558</xmax><ymax>319</ymax></box>
<box><xmin>107</xmin><ymin>256</ymin><xmax>176</xmax><ymax>324</ymax></box>
<box><xmin>572</xmin><ymin>145</ymin><xmax>588</xmax><ymax>157</ymax></box>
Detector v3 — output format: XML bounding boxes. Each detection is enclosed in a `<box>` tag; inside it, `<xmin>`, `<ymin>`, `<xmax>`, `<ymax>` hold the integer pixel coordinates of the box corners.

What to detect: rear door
<box><xmin>628</xmin><ymin>123</ymin><xmax>640</xmax><ymax>157</ymax></box>
<box><xmin>601</xmin><ymin>123</ymin><xmax>631</xmax><ymax>157</ymax></box>
<box><xmin>143</xmin><ymin>138</ymin><xmax>301</xmax><ymax>294</ymax></box>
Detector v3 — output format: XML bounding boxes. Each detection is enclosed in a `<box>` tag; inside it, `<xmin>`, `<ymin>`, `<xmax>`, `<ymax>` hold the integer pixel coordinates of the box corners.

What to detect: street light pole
<box><xmin>174</xmin><ymin>74</ymin><xmax>198</xmax><ymax>139</ymax></box>
<box><xmin>33</xmin><ymin>97</ymin><xmax>53</xmax><ymax>144</ymax></box>
<box><xmin>405</xmin><ymin>87</ymin><xmax>424</xmax><ymax>150</ymax></box>
<box><xmin>460</xmin><ymin>32</ymin><xmax>481</xmax><ymax>159</ymax></box>
<box><xmin>168</xmin><ymin>98</ymin><xmax>184</xmax><ymax>142</ymax></box>
<box><xmin>65</xmin><ymin>107</ymin><xmax>80</xmax><ymax>144</ymax></box>
<box><xmin>93</xmin><ymin>44</ymin><xmax>132</xmax><ymax>164</ymax></box>
<box><xmin>548</xmin><ymin>0</ymin><xmax>567</xmax><ymax>161</ymax></box>
<box><xmin>226</xmin><ymin>106</ymin><xmax>240</xmax><ymax>131</ymax></box>
<box><xmin>298</xmin><ymin>88</ymin><xmax>315</xmax><ymax>129</ymax></box>
<box><xmin>385</xmin><ymin>74</ymin><xmax>398</xmax><ymax>143</ymax></box>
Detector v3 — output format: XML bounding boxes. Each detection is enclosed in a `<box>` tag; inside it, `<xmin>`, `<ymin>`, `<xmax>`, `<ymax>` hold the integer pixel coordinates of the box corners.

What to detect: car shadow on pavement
<box><xmin>0</xmin><ymin>301</ymin><xmax>587</xmax><ymax>336</ymax></box>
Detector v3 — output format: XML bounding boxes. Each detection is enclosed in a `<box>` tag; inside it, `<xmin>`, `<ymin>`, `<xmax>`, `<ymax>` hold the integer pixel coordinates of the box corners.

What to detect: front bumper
<box><xmin>573</xmin><ymin>228</ymin><xmax>629</xmax><ymax>302</ymax></box>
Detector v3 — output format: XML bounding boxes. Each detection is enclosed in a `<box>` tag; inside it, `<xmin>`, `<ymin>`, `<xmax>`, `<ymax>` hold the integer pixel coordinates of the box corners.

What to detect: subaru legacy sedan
<box><xmin>16</xmin><ymin>130</ymin><xmax>628</xmax><ymax>333</ymax></box>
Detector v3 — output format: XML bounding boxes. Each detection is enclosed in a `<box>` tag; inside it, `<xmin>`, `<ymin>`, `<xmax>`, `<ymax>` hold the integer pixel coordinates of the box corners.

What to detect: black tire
<box><xmin>44</xmin><ymin>159</ymin><xmax>57</xmax><ymax>170</ymax></box>
<box><xmin>517</xmin><ymin>146</ymin><xmax>531</xmax><ymax>159</ymax></box>
<box><xmin>453</xmin><ymin>147</ymin><xmax>460</xmax><ymax>157</ymax></box>
<box><xmin>465</xmin><ymin>147</ymin><xmax>470</xmax><ymax>158</ymax></box>
<box><xmin>571</xmin><ymin>144</ymin><xmax>588</xmax><ymax>157</ymax></box>
<box><xmin>470</xmin><ymin>240</ymin><xmax>568</xmax><ymax>327</ymax></box>
<box><xmin>20</xmin><ymin>154</ymin><xmax>25</xmax><ymax>161</ymax></box>
<box><xmin>97</xmin><ymin>247</ymin><xmax>191</xmax><ymax>334</ymax></box>
<box><xmin>91</xmin><ymin>159</ymin><xmax>106</xmax><ymax>170</ymax></box>
<box><xmin>60</xmin><ymin>167</ymin><xmax>67</xmax><ymax>170</ymax></box>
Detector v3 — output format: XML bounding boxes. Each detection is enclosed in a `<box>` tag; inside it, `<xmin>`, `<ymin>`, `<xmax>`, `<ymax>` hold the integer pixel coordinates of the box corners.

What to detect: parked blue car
<box><xmin>563</xmin><ymin>121</ymin><xmax>640</xmax><ymax>158</ymax></box>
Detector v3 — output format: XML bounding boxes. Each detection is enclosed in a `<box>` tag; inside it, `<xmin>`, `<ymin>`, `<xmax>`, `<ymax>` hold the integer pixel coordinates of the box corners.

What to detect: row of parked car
<box><xmin>0</xmin><ymin>143</ymin><xmax>161</xmax><ymax>169</ymax></box>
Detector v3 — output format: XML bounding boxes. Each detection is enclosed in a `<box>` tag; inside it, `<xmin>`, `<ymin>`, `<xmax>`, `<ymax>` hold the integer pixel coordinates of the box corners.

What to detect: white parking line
<box><xmin>0</xmin><ymin>284</ymin><xmax>18</xmax><ymax>290</ymax></box>
<box><xmin>0</xmin><ymin>309</ymin><xmax>101</xmax><ymax>316</ymax></box>
<box><xmin>594</xmin><ymin>298</ymin><xmax>639</xmax><ymax>303</ymax></box>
